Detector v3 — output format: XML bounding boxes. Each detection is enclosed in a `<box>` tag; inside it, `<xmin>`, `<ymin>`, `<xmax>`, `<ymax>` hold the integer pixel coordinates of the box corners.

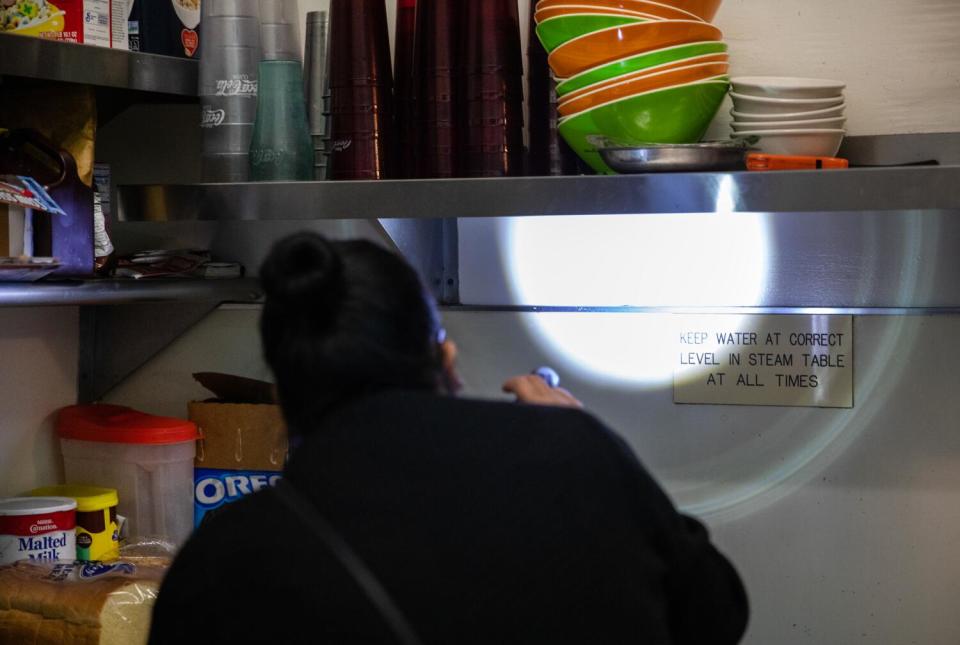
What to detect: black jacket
<box><xmin>150</xmin><ymin>390</ymin><xmax>748</xmax><ymax>644</ymax></box>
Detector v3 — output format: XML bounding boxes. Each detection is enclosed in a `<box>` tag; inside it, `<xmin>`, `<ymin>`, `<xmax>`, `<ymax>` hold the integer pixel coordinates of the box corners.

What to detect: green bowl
<box><xmin>535</xmin><ymin>14</ymin><xmax>646</xmax><ymax>53</ymax></box>
<box><xmin>558</xmin><ymin>79</ymin><xmax>730</xmax><ymax>174</ymax></box>
<box><xmin>556</xmin><ymin>41</ymin><xmax>729</xmax><ymax>96</ymax></box>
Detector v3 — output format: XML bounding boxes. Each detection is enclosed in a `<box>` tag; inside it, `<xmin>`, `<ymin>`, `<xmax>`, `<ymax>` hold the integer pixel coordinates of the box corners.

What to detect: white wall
<box><xmin>708</xmin><ymin>0</ymin><xmax>960</xmax><ymax>137</ymax></box>
<box><xmin>0</xmin><ymin>308</ymin><xmax>78</xmax><ymax>497</ymax></box>
<box><xmin>103</xmin><ymin>305</ymin><xmax>273</xmax><ymax>416</ymax></box>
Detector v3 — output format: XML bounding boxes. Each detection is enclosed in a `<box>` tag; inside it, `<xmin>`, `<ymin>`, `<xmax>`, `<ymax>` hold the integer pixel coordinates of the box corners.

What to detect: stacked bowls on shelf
<box><xmin>534</xmin><ymin>0</ymin><xmax>730</xmax><ymax>174</ymax></box>
<box><xmin>728</xmin><ymin>76</ymin><xmax>847</xmax><ymax>157</ymax></box>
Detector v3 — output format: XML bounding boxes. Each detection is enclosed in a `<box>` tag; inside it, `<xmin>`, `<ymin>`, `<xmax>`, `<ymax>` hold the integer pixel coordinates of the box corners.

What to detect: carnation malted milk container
<box><xmin>0</xmin><ymin>497</ymin><xmax>77</xmax><ymax>565</ymax></box>
<box><xmin>57</xmin><ymin>405</ymin><xmax>199</xmax><ymax>547</ymax></box>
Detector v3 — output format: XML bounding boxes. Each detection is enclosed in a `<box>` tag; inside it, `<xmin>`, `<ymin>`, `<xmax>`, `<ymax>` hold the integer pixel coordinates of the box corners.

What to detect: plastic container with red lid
<box><xmin>57</xmin><ymin>404</ymin><xmax>200</xmax><ymax>546</ymax></box>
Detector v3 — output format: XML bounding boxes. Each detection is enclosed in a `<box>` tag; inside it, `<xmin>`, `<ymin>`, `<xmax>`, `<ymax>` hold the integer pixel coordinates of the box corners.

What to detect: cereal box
<box><xmin>0</xmin><ymin>0</ymin><xmax>129</xmax><ymax>49</ymax></box>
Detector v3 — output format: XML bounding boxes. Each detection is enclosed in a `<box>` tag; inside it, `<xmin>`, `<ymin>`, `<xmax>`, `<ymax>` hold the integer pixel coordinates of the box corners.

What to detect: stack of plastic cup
<box><xmin>462</xmin><ymin>0</ymin><xmax>525</xmax><ymax>177</ymax></box>
<box><xmin>394</xmin><ymin>0</ymin><xmax>417</xmax><ymax>178</ymax></box>
<box><xmin>249</xmin><ymin>60</ymin><xmax>314</xmax><ymax>181</ymax></box>
<box><xmin>304</xmin><ymin>10</ymin><xmax>331</xmax><ymax>180</ymax></box>
<box><xmin>414</xmin><ymin>0</ymin><xmax>461</xmax><ymax>178</ymax></box>
<box><xmin>259</xmin><ymin>0</ymin><xmax>301</xmax><ymax>61</ymax></box>
<box><xmin>328</xmin><ymin>0</ymin><xmax>397</xmax><ymax>180</ymax></box>
<box><xmin>248</xmin><ymin>0</ymin><xmax>311</xmax><ymax>180</ymax></box>
<box><xmin>525</xmin><ymin>2</ymin><xmax>578</xmax><ymax>176</ymax></box>
<box><xmin>199</xmin><ymin>0</ymin><xmax>262</xmax><ymax>182</ymax></box>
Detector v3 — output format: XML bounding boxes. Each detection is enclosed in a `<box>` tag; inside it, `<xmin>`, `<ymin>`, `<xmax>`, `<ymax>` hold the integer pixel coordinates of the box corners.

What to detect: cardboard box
<box><xmin>1</xmin><ymin>0</ymin><xmax>129</xmax><ymax>49</ymax></box>
<box><xmin>189</xmin><ymin>373</ymin><xmax>287</xmax><ymax>527</ymax></box>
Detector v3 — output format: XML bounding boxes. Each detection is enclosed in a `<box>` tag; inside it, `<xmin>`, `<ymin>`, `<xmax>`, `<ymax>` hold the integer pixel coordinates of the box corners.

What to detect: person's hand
<box><xmin>502</xmin><ymin>375</ymin><xmax>583</xmax><ymax>409</ymax></box>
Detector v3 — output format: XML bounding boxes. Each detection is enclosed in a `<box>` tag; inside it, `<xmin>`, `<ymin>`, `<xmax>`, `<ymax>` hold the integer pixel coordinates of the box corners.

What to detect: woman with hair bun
<box><xmin>150</xmin><ymin>233</ymin><xmax>748</xmax><ymax>645</ymax></box>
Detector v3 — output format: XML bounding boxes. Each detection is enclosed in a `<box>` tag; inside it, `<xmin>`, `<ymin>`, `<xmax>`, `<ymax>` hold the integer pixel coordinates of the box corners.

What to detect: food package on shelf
<box><xmin>0</xmin><ymin>173</ymin><xmax>67</xmax><ymax>281</ymax></box>
<box><xmin>1</xmin><ymin>0</ymin><xmax>129</xmax><ymax>49</ymax></box>
<box><xmin>0</xmin><ymin>557</ymin><xmax>167</xmax><ymax>645</ymax></box>
<box><xmin>128</xmin><ymin>0</ymin><xmax>200</xmax><ymax>58</ymax></box>
<box><xmin>190</xmin><ymin>372</ymin><xmax>287</xmax><ymax>527</ymax></box>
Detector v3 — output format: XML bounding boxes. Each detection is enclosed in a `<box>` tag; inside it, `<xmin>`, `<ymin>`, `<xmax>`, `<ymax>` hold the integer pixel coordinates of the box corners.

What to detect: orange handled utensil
<box><xmin>746</xmin><ymin>153</ymin><xmax>849</xmax><ymax>171</ymax></box>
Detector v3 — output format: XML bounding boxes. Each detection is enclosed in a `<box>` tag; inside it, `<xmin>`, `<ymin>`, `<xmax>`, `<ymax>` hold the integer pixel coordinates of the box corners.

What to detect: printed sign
<box><xmin>674</xmin><ymin>314</ymin><xmax>853</xmax><ymax>408</ymax></box>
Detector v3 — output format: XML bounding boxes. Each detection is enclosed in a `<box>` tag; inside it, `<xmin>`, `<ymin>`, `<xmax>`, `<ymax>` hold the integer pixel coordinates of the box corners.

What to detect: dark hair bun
<box><xmin>260</xmin><ymin>232</ymin><xmax>345</xmax><ymax>310</ymax></box>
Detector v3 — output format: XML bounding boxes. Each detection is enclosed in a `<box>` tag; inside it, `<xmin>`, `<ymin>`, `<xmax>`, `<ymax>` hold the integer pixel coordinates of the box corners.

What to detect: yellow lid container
<box><xmin>29</xmin><ymin>485</ymin><xmax>120</xmax><ymax>562</ymax></box>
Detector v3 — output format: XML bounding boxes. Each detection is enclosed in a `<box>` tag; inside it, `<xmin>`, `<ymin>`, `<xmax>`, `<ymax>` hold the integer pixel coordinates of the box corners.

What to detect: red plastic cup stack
<box><xmin>394</xmin><ymin>0</ymin><xmax>417</xmax><ymax>178</ymax></box>
<box><xmin>526</xmin><ymin>3</ymin><xmax>579</xmax><ymax>176</ymax></box>
<box><xmin>461</xmin><ymin>0</ymin><xmax>525</xmax><ymax>177</ymax></box>
<box><xmin>414</xmin><ymin>0</ymin><xmax>462</xmax><ymax>178</ymax></box>
<box><xmin>327</xmin><ymin>0</ymin><xmax>396</xmax><ymax>180</ymax></box>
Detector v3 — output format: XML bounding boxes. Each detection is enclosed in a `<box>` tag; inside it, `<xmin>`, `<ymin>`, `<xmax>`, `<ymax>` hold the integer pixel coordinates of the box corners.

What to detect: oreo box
<box><xmin>129</xmin><ymin>0</ymin><xmax>200</xmax><ymax>58</ymax></box>
<box><xmin>189</xmin><ymin>373</ymin><xmax>287</xmax><ymax>527</ymax></box>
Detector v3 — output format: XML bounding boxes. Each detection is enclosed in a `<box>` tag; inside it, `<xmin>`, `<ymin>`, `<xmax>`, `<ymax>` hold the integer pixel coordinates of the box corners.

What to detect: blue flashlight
<box><xmin>532</xmin><ymin>366</ymin><xmax>560</xmax><ymax>389</ymax></box>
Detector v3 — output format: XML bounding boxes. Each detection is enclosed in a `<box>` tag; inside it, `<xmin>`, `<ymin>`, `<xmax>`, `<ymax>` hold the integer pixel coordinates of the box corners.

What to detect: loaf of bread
<box><xmin>0</xmin><ymin>559</ymin><xmax>166</xmax><ymax>645</ymax></box>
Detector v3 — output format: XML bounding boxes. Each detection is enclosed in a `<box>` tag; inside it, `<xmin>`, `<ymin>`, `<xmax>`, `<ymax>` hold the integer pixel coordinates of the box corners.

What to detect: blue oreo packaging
<box><xmin>194</xmin><ymin>468</ymin><xmax>282</xmax><ymax>526</ymax></box>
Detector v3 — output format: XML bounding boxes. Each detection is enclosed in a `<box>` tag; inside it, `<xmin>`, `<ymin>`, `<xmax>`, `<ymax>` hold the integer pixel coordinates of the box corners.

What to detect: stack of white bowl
<box><xmin>728</xmin><ymin>76</ymin><xmax>846</xmax><ymax>157</ymax></box>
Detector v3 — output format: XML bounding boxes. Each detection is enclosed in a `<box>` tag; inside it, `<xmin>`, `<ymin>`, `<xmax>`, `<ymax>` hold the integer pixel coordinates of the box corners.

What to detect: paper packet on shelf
<box><xmin>0</xmin><ymin>174</ymin><xmax>65</xmax><ymax>281</ymax></box>
<box><xmin>114</xmin><ymin>249</ymin><xmax>244</xmax><ymax>279</ymax></box>
<box><xmin>0</xmin><ymin>556</ymin><xmax>167</xmax><ymax>645</ymax></box>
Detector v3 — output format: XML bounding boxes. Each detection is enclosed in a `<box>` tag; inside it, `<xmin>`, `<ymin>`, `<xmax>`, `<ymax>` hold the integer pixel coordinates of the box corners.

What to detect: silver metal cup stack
<box><xmin>199</xmin><ymin>0</ymin><xmax>263</xmax><ymax>182</ymax></box>
<box><xmin>259</xmin><ymin>0</ymin><xmax>301</xmax><ymax>61</ymax></box>
<box><xmin>304</xmin><ymin>10</ymin><xmax>331</xmax><ymax>180</ymax></box>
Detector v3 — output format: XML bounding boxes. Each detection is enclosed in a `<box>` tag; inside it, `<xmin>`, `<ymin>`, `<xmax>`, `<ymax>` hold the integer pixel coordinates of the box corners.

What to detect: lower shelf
<box><xmin>0</xmin><ymin>278</ymin><xmax>262</xmax><ymax>307</ymax></box>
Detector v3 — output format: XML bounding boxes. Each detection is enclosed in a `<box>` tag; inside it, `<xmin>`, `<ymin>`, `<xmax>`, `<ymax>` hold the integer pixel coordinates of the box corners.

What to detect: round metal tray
<box><xmin>600</xmin><ymin>142</ymin><xmax>754</xmax><ymax>173</ymax></box>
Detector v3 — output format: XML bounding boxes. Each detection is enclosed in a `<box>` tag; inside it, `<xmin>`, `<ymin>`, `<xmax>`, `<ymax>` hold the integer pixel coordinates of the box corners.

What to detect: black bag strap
<box><xmin>272</xmin><ymin>478</ymin><xmax>425</xmax><ymax>645</ymax></box>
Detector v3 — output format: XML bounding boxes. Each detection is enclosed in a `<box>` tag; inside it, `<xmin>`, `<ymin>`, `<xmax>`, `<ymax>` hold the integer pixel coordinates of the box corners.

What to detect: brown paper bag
<box><xmin>0</xmin><ymin>85</ymin><xmax>96</xmax><ymax>187</ymax></box>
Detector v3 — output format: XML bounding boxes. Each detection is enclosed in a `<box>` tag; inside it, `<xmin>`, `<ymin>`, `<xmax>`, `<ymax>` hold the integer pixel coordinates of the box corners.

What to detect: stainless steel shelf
<box><xmin>117</xmin><ymin>165</ymin><xmax>960</xmax><ymax>221</ymax></box>
<box><xmin>0</xmin><ymin>278</ymin><xmax>261</xmax><ymax>307</ymax></box>
<box><xmin>443</xmin><ymin>305</ymin><xmax>960</xmax><ymax>316</ymax></box>
<box><xmin>0</xmin><ymin>33</ymin><xmax>197</xmax><ymax>96</ymax></box>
